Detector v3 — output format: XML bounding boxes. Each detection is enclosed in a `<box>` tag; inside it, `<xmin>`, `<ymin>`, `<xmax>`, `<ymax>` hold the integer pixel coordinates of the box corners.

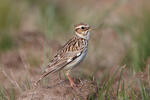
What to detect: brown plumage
<box><xmin>35</xmin><ymin>23</ymin><xmax>91</xmax><ymax>87</ymax></box>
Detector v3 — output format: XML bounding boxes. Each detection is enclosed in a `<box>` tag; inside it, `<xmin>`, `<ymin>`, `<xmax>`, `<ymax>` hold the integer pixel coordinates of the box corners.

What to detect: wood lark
<box><xmin>35</xmin><ymin>23</ymin><xmax>93</xmax><ymax>87</ymax></box>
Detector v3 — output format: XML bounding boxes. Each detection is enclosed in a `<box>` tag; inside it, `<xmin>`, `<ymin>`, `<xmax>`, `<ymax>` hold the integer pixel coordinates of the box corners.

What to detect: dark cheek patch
<box><xmin>75</xmin><ymin>28</ymin><xmax>88</xmax><ymax>36</ymax></box>
<box><xmin>75</xmin><ymin>28</ymin><xmax>82</xmax><ymax>34</ymax></box>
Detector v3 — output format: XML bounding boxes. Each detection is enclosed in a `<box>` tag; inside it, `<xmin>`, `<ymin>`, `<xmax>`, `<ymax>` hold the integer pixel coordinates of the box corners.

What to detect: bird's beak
<box><xmin>89</xmin><ymin>26</ymin><xmax>96</xmax><ymax>31</ymax></box>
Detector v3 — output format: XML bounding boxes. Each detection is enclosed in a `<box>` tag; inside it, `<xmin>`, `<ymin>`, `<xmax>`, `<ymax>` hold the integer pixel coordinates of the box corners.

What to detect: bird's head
<box><xmin>74</xmin><ymin>23</ymin><xmax>92</xmax><ymax>40</ymax></box>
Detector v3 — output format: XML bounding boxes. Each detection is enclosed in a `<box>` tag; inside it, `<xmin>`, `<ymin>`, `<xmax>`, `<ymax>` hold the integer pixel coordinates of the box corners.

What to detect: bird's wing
<box><xmin>39</xmin><ymin>51</ymin><xmax>82</xmax><ymax>80</ymax></box>
<box><xmin>46</xmin><ymin>36</ymin><xmax>85</xmax><ymax>69</ymax></box>
<box><xmin>35</xmin><ymin>37</ymin><xmax>86</xmax><ymax>84</ymax></box>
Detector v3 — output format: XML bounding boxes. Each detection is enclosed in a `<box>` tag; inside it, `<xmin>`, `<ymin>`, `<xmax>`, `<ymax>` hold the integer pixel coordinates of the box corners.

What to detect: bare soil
<box><xmin>17</xmin><ymin>79</ymin><xmax>98</xmax><ymax>100</ymax></box>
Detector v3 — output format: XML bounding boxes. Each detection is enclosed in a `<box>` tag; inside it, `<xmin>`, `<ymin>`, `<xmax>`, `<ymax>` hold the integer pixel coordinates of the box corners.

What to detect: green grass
<box><xmin>0</xmin><ymin>87</ymin><xmax>7</xmax><ymax>100</ymax></box>
<box><xmin>113</xmin><ymin>8</ymin><xmax>150</xmax><ymax>71</ymax></box>
<box><xmin>0</xmin><ymin>34</ymin><xmax>14</xmax><ymax>52</ymax></box>
<box><xmin>0</xmin><ymin>86</ymin><xmax>16</xmax><ymax>100</ymax></box>
<box><xmin>0</xmin><ymin>0</ymin><xmax>21</xmax><ymax>52</ymax></box>
<box><xmin>88</xmin><ymin>67</ymin><xmax>150</xmax><ymax>100</ymax></box>
<box><xmin>0</xmin><ymin>0</ymin><xmax>21</xmax><ymax>31</ymax></box>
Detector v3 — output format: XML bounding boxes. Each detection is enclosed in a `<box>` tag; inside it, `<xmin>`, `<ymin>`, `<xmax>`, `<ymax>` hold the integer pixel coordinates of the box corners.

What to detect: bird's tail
<box><xmin>34</xmin><ymin>60</ymin><xmax>69</xmax><ymax>87</ymax></box>
<box><xmin>34</xmin><ymin>69</ymin><xmax>55</xmax><ymax>87</ymax></box>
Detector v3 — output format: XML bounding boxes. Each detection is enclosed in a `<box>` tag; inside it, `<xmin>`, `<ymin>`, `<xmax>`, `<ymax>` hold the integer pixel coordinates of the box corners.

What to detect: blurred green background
<box><xmin>0</xmin><ymin>0</ymin><xmax>150</xmax><ymax>99</ymax></box>
<box><xmin>0</xmin><ymin>0</ymin><xmax>149</xmax><ymax>71</ymax></box>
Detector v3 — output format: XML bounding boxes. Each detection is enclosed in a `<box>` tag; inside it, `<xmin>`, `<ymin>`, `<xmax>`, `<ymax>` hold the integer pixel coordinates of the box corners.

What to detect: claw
<box><xmin>70</xmin><ymin>81</ymin><xmax>77</xmax><ymax>88</ymax></box>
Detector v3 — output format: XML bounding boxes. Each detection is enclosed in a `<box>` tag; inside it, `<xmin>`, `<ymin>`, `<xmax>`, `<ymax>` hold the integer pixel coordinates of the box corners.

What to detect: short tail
<box><xmin>34</xmin><ymin>60</ymin><xmax>69</xmax><ymax>87</ymax></box>
<box><xmin>34</xmin><ymin>69</ymin><xmax>56</xmax><ymax>87</ymax></box>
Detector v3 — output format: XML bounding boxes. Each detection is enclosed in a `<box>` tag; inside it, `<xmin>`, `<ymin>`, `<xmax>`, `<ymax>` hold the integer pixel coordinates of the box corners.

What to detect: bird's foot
<box><xmin>70</xmin><ymin>81</ymin><xmax>77</xmax><ymax>88</ymax></box>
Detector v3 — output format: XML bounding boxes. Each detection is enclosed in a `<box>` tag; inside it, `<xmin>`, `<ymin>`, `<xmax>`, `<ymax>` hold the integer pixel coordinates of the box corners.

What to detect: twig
<box><xmin>1</xmin><ymin>68</ymin><xmax>22</xmax><ymax>92</ymax></box>
<box><xmin>3</xmin><ymin>87</ymin><xmax>10</xmax><ymax>100</ymax></box>
<box><xmin>19</xmin><ymin>50</ymin><xmax>31</xmax><ymax>78</ymax></box>
<box><xmin>10</xmin><ymin>70</ymin><xmax>22</xmax><ymax>92</ymax></box>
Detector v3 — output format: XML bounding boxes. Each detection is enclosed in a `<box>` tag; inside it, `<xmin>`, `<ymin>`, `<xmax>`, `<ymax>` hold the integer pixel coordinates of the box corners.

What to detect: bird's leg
<box><xmin>66</xmin><ymin>70</ymin><xmax>77</xmax><ymax>88</ymax></box>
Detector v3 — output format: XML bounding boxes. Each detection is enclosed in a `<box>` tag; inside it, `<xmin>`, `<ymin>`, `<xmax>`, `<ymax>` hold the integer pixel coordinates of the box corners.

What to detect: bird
<box><xmin>35</xmin><ymin>23</ymin><xmax>93</xmax><ymax>88</ymax></box>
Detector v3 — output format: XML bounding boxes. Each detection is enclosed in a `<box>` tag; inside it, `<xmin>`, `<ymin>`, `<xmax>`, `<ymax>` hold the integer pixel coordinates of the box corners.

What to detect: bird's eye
<box><xmin>81</xmin><ymin>27</ymin><xmax>85</xmax><ymax>29</ymax></box>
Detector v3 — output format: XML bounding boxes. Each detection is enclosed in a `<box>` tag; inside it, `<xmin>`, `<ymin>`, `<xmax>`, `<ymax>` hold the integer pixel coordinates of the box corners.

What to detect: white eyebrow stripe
<box><xmin>75</xmin><ymin>25</ymin><xmax>89</xmax><ymax>29</ymax></box>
